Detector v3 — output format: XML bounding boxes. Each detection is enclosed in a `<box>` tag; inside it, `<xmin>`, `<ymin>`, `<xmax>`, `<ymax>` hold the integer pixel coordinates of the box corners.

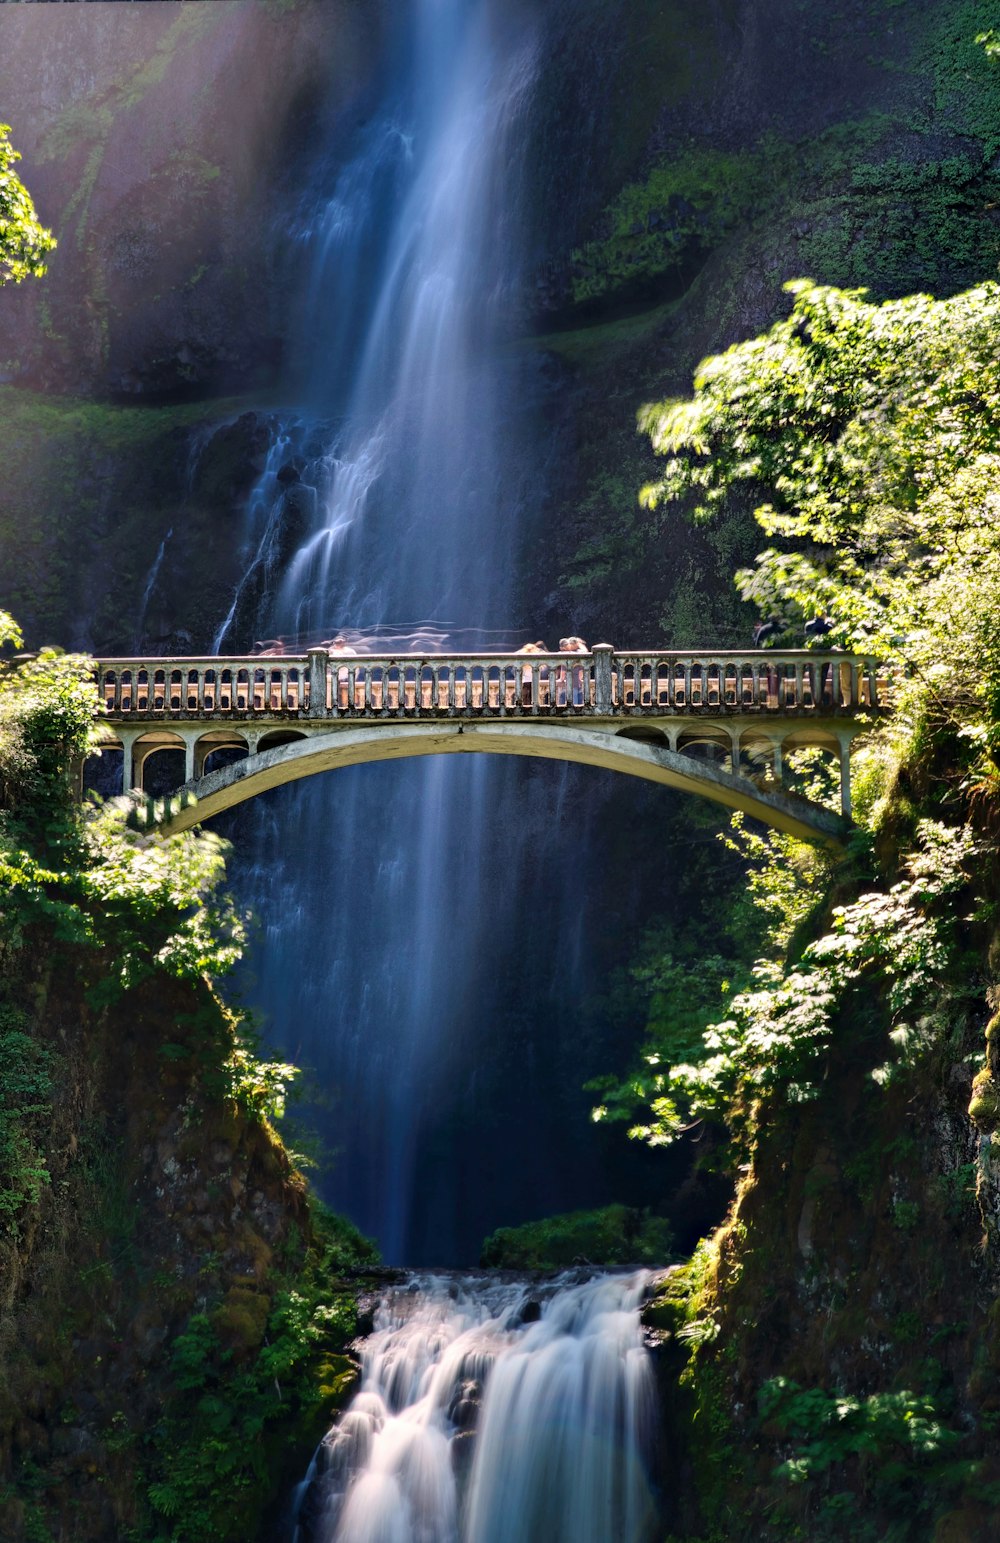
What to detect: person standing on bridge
<box><xmin>752</xmin><ymin>617</ymin><xmax>785</xmax><ymax>707</ymax></box>
<box><xmin>558</xmin><ymin>636</ymin><xmax>588</xmax><ymax>707</ymax></box>
<box><xmin>802</xmin><ymin>615</ymin><xmax>842</xmax><ymax>707</ymax></box>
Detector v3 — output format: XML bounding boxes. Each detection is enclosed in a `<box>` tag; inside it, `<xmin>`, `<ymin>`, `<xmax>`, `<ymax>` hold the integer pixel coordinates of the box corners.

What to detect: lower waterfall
<box><xmin>292</xmin><ymin>1271</ymin><xmax>661</xmax><ymax>1543</ymax></box>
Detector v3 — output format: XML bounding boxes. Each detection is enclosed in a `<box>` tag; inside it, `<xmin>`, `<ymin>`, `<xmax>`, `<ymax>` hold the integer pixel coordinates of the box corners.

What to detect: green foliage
<box><xmin>591</xmin><ymin>816</ymin><xmax>831</xmax><ymax>1146</ymax></box>
<box><xmin>145</xmin><ymin>1211</ymin><xmax>377</xmax><ymax>1542</ymax></box>
<box><xmin>480</xmin><ymin>1204</ymin><xmax>674</xmax><ymax>1269</ymax></box>
<box><xmin>640</xmin><ymin>282</ymin><xmax>1000</xmax><ymax>777</ymax></box>
<box><xmin>0</xmin><ymin>646</ymin><xmax>98</xmax><ymax>822</ymax></box>
<box><xmin>569</xmin><ymin>3</ymin><xmax>1000</xmax><ymax>318</ymax></box>
<box><xmin>0</xmin><ymin>624</ymin><xmax>287</xmax><ymax>1247</ymax></box>
<box><xmin>672</xmin><ymin>822</ymin><xmax>966</xmax><ymax>1148</ymax></box>
<box><xmin>0</xmin><ymin>630</ymin><xmax>247</xmax><ymax>996</ymax></box>
<box><xmin>221</xmin><ymin>1030</ymin><xmax>299</xmax><ymax>1125</ymax></box>
<box><xmin>634</xmin><ymin>284</ymin><xmax>1000</xmax><ymax>1177</ymax></box>
<box><xmin>0</xmin><ymin>1005</ymin><xmax>53</xmax><ymax>1232</ymax></box>
<box><xmin>759</xmin><ymin>1376</ymin><xmax>971</xmax><ymax>1532</ymax></box>
<box><xmin>571</xmin><ymin>145</ymin><xmax>791</xmax><ymax>306</ymax></box>
<box><xmin>0</xmin><ymin>125</ymin><xmax>55</xmax><ymax>285</ymax></box>
<box><xmin>596</xmin><ymin>812</ymin><xmax>971</xmax><ymax>1154</ymax></box>
<box><xmin>76</xmin><ymin>806</ymin><xmax>247</xmax><ymax>1000</ymax></box>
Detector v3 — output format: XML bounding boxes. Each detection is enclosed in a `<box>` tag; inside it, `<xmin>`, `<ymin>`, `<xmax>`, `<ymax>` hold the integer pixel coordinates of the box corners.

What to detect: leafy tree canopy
<box><xmin>0</xmin><ymin>123</ymin><xmax>55</xmax><ymax>285</ymax></box>
<box><xmin>640</xmin><ymin>280</ymin><xmax>1000</xmax><ymax>753</ymax></box>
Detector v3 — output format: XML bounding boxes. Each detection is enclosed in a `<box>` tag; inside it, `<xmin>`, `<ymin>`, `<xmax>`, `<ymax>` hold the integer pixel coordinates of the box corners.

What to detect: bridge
<box><xmin>89</xmin><ymin>646</ymin><xmax>887</xmax><ymax>848</ymax></box>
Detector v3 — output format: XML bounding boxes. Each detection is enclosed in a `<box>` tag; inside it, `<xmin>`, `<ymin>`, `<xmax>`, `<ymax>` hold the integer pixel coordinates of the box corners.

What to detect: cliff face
<box><xmin>0</xmin><ymin>0</ymin><xmax>385</xmax><ymax>398</ymax></box>
<box><xmin>640</xmin><ymin>923</ymin><xmax>1000</xmax><ymax>1542</ymax></box>
<box><xmin>524</xmin><ymin>0</ymin><xmax>1000</xmax><ymax>650</ymax></box>
<box><xmin>0</xmin><ymin>936</ymin><xmax>367</xmax><ymax>1543</ymax></box>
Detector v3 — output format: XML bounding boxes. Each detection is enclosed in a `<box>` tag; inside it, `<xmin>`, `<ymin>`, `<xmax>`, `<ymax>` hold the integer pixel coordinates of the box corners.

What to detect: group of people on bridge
<box><xmin>250</xmin><ymin>632</ymin><xmax>596</xmax><ymax>709</ymax></box>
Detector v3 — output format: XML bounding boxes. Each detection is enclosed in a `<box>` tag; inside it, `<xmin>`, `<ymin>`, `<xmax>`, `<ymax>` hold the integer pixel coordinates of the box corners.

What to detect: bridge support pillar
<box><xmin>116</xmin><ymin>729</ymin><xmax>141</xmax><ymax>793</ymax></box>
<box><xmin>593</xmin><ymin>644</ymin><xmax>614</xmax><ymax>713</ymax></box>
<box><xmin>308</xmin><ymin>650</ymin><xmax>328</xmax><ymax>718</ymax></box>
<box><xmin>183</xmin><ymin>735</ymin><xmax>196</xmax><ymax>787</ymax></box>
<box><xmin>772</xmin><ymin>740</ymin><xmax>783</xmax><ymax>784</ymax></box>
<box><xmin>729</xmin><ymin>729</ymin><xmax>741</xmax><ymax>776</ymax></box>
<box><xmin>838</xmin><ymin>735</ymin><xmax>852</xmax><ymax>819</ymax></box>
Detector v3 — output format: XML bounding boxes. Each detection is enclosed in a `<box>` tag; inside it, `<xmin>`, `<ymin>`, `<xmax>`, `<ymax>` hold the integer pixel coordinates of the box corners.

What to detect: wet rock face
<box><xmin>448</xmin><ymin>1377</ymin><xmax>483</xmax><ymax>1432</ymax></box>
<box><xmin>0</xmin><ymin>1</ymin><xmax>386</xmax><ymax>396</ymax></box>
<box><xmin>0</xmin><ymin>953</ymin><xmax>317</xmax><ymax>1543</ymax></box>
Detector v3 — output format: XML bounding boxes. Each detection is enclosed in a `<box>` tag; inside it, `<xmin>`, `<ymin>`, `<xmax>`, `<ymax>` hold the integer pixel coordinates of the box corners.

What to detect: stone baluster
<box><xmin>839</xmin><ymin>735</ymin><xmax>852</xmax><ymax>818</ymax></box>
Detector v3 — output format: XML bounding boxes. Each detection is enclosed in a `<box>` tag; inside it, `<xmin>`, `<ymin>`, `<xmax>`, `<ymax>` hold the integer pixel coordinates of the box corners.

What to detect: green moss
<box><xmin>212</xmin><ymin>1287</ymin><xmax>271</xmax><ymax>1353</ymax></box>
<box><xmin>0</xmin><ymin>1007</ymin><xmax>53</xmax><ymax>1233</ymax></box>
<box><xmin>145</xmin><ymin>1215</ymin><xmax>378</xmax><ymax>1543</ymax></box>
<box><xmin>571</xmin><ymin>142</ymin><xmax>794</xmax><ymax>307</ymax></box>
<box><xmin>316</xmin><ymin>1353</ymin><xmax>358</xmax><ymax>1405</ymax></box>
<box><xmin>969</xmin><ymin>1068</ymin><xmax>1000</xmax><ymax>1131</ymax></box>
<box><xmin>566</xmin><ymin>1</ymin><xmax>1000</xmax><ymax>322</ymax></box>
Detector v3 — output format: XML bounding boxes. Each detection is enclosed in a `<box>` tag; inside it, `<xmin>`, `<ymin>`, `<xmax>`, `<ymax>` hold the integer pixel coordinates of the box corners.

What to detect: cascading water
<box><xmin>208</xmin><ymin>0</ymin><xmax>671</xmax><ymax>1268</ymax></box>
<box><xmin>212</xmin><ymin>0</ymin><xmax>635</xmax><ymax>1267</ymax></box>
<box><xmin>292</xmin><ymin>1271</ymin><xmax>661</xmax><ymax>1543</ymax></box>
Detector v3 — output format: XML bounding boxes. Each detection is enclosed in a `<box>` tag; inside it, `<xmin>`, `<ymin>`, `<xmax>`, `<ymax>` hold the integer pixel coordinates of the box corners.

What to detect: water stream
<box><xmin>292</xmin><ymin>1271</ymin><xmax>661</xmax><ymax>1543</ymax></box>
<box><xmin>208</xmin><ymin>0</ymin><xmax>650</xmax><ymax>1267</ymax></box>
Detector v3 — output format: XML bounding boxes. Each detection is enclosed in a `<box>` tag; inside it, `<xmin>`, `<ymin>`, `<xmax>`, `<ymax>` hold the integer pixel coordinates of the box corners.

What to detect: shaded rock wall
<box><xmin>0</xmin><ymin>943</ymin><xmax>311</xmax><ymax>1541</ymax></box>
<box><xmin>0</xmin><ymin>0</ymin><xmax>385</xmax><ymax>396</ymax></box>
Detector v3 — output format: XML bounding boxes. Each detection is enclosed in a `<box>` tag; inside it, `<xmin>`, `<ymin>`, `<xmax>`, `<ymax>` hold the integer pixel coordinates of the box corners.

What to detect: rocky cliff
<box><xmin>0</xmin><ymin>931</ymin><xmax>374</xmax><ymax>1543</ymax></box>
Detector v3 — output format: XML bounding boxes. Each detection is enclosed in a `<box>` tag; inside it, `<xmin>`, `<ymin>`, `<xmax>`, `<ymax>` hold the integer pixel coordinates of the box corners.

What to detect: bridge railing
<box><xmin>94</xmin><ymin>649</ymin><xmax>886</xmax><ymax>720</ymax></box>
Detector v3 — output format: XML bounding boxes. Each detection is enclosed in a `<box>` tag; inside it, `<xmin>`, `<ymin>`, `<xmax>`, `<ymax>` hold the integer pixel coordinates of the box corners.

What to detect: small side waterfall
<box><xmin>133</xmin><ymin>527</ymin><xmax>172</xmax><ymax>650</ymax></box>
<box><xmin>294</xmin><ymin>1272</ymin><xmax>661</xmax><ymax>1543</ymax></box>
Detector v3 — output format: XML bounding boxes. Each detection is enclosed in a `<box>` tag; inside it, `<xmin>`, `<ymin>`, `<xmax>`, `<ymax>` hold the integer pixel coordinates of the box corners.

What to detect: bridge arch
<box><xmin>121</xmin><ymin>720</ymin><xmax>850</xmax><ymax>848</ymax></box>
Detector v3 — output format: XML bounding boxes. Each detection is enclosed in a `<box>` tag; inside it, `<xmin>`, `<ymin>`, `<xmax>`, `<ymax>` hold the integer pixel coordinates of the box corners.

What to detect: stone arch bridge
<box><xmin>90</xmin><ymin>646</ymin><xmax>887</xmax><ymax>848</ymax></box>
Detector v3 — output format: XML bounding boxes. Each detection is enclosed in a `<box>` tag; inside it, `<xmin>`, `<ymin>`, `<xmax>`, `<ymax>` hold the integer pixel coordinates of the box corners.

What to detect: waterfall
<box><xmin>206</xmin><ymin>0</ymin><xmax>664</xmax><ymax>1267</ymax></box>
<box><xmin>133</xmin><ymin>527</ymin><xmax>172</xmax><ymax>650</ymax></box>
<box><xmin>294</xmin><ymin>1272</ymin><xmax>660</xmax><ymax>1543</ymax></box>
<box><xmin>212</xmin><ymin>0</ymin><xmax>565</xmax><ymax>1266</ymax></box>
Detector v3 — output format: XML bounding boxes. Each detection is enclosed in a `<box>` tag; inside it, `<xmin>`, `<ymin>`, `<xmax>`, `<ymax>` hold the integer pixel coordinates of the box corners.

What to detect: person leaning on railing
<box><xmin>557</xmin><ymin>636</ymin><xmax>588</xmax><ymax>707</ymax></box>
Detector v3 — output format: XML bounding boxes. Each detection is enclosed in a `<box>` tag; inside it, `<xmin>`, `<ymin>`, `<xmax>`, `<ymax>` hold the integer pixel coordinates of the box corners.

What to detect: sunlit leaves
<box><xmin>760</xmin><ymin>1377</ymin><xmax>963</xmax><ymax>1485</ymax></box>
<box><xmin>617</xmin><ymin>821</ymin><xmax>972</xmax><ymax>1150</ymax></box>
<box><xmin>0</xmin><ymin>124</ymin><xmax>55</xmax><ymax>285</ymax></box>
<box><xmin>639</xmin><ymin>282</ymin><xmax>1000</xmax><ymax>716</ymax></box>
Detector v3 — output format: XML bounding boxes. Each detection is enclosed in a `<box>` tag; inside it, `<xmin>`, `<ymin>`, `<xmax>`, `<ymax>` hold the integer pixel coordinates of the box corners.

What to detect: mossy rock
<box><xmin>212</xmin><ymin>1287</ymin><xmax>271</xmax><ymax>1353</ymax></box>
<box><xmin>641</xmin><ymin>1290</ymin><xmax>684</xmax><ymax>1335</ymax></box>
<box><xmin>316</xmin><ymin>1354</ymin><xmax>358</xmax><ymax>1408</ymax></box>
<box><xmin>968</xmin><ymin>1069</ymin><xmax>1000</xmax><ymax>1132</ymax></box>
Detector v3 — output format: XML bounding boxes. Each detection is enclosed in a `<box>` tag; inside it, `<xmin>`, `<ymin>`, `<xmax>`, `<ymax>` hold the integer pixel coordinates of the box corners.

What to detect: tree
<box><xmin>0</xmin><ymin>123</ymin><xmax>55</xmax><ymax>285</ymax></box>
<box><xmin>639</xmin><ymin>280</ymin><xmax>1000</xmax><ymax>753</ymax></box>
